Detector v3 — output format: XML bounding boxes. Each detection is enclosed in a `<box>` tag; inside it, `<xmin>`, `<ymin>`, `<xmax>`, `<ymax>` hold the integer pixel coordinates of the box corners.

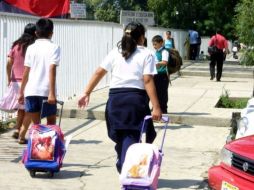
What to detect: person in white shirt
<box><xmin>19</xmin><ymin>18</ymin><xmax>60</xmax><ymax>133</ymax></box>
<box><xmin>78</xmin><ymin>21</ymin><xmax>162</xmax><ymax>173</ymax></box>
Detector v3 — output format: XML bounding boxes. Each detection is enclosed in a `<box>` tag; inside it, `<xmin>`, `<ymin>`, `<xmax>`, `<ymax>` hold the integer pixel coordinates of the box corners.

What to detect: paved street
<box><xmin>0</xmin><ymin>118</ymin><xmax>229</xmax><ymax>190</ymax></box>
<box><xmin>0</xmin><ymin>60</ymin><xmax>253</xmax><ymax>189</ymax></box>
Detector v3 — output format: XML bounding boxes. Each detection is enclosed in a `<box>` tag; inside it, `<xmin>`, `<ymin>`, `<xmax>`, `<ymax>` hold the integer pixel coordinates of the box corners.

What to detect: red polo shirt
<box><xmin>208</xmin><ymin>34</ymin><xmax>228</xmax><ymax>50</ymax></box>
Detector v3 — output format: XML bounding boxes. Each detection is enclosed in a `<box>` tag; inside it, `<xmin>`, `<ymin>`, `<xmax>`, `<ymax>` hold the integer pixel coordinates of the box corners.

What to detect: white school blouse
<box><xmin>100</xmin><ymin>46</ymin><xmax>157</xmax><ymax>90</ymax></box>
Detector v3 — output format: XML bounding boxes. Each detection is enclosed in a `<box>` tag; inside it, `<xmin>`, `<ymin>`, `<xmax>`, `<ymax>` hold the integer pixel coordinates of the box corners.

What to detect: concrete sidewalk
<box><xmin>0</xmin><ymin>118</ymin><xmax>229</xmax><ymax>190</ymax></box>
<box><xmin>63</xmin><ymin>61</ymin><xmax>254</xmax><ymax>127</ymax></box>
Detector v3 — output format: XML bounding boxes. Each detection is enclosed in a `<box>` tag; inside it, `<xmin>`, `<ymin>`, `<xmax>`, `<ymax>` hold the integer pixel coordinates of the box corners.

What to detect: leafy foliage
<box><xmin>77</xmin><ymin>0</ymin><xmax>239</xmax><ymax>38</ymax></box>
<box><xmin>0</xmin><ymin>121</ymin><xmax>15</xmax><ymax>133</ymax></box>
<box><xmin>95</xmin><ymin>4</ymin><xmax>118</xmax><ymax>22</ymax></box>
<box><xmin>235</xmin><ymin>0</ymin><xmax>254</xmax><ymax>65</ymax></box>
<box><xmin>217</xmin><ymin>90</ymin><xmax>248</xmax><ymax>109</ymax></box>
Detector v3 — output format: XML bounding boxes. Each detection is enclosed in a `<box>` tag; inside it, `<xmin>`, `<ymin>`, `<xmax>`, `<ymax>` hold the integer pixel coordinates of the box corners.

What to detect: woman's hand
<box><xmin>151</xmin><ymin>106</ymin><xmax>162</xmax><ymax>121</ymax></box>
<box><xmin>18</xmin><ymin>92</ymin><xmax>24</xmax><ymax>105</ymax></box>
<box><xmin>78</xmin><ymin>94</ymin><xmax>90</xmax><ymax>108</ymax></box>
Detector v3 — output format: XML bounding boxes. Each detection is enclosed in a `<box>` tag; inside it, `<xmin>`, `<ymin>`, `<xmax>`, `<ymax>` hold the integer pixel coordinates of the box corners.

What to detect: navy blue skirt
<box><xmin>105</xmin><ymin>88</ymin><xmax>156</xmax><ymax>143</ymax></box>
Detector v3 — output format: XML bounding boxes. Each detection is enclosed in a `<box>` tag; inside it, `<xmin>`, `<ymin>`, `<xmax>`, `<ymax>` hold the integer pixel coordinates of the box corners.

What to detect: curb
<box><xmin>181</xmin><ymin>71</ymin><xmax>253</xmax><ymax>78</ymax></box>
<box><xmin>60</xmin><ymin>109</ymin><xmax>231</xmax><ymax>127</ymax></box>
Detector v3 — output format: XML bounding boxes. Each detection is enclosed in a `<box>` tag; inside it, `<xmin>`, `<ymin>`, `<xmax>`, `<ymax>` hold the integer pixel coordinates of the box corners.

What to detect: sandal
<box><xmin>12</xmin><ymin>131</ymin><xmax>19</xmax><ymax>139</ymax></box>
<box><xmin>18</xmin><ymin>139</ymin><xmax>28</xmax><ymax>145</ymax></box>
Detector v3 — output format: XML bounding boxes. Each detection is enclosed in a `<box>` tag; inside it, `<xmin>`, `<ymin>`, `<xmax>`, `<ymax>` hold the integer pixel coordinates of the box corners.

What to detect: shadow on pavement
<box><xmin>70</xmin><ymin>139</ymin><xmax>102</xmax><ymax>144</ymax></box>
<box><xmin>63</xmin><ymin>163</ymin><xmax>111</xmax><ymax>170</ymax></box>
<box><xmin>27</xmin><ymin>164</ymin><xmax>112</xmax><ymax>179</ymax></box>
<box><xmin>155</xmin><ymin>124</ymin><xmax>193</xmax><ymax>130</ymax></box>
<box><xmin>29</xmin><ymin>170</ymin><xmax>90</xmax><ymax>179</ymax></box>
<box><xmin>64</xmin><ymin>119</ymin><xmax>95</xmax><ymax>136</ymax></box>
<box><xmin>169</xmin><ymin>124</ymin><xmax>193</xmax><ymax>130</ymax></box>
<box><xmin>169</xmin><ymin>112</ymin><xmax>209</xmax><ymax>116</ymax></box>
<box><xmin>158</xmin><ymin>179</ymin><xmax>202</xmax><ymax>189</ymax></box>
<box><xmin>221</xmin><ymin>80</ymin><xmax>245</xmax><ymax>83</ymax></box>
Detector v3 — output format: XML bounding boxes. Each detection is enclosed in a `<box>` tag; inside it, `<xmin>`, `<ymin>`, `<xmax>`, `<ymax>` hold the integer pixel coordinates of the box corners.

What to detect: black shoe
<box><xmin>216</xmin><ymin>79</ymin><xmax>221</xmax><ymax>82</ymax></box>
<box><xmin>18</xmin><ymin>139</ymin><xmax>28</xmax><ymax>144</ymax></box>
<box><xmin>12</xmin><ymin>131</ymin><xmax>19</xmax><ymax>139</ymax></box>
<box><xmin>210</xmin><ymin>76</ymin><xmax>214</xmax><ymax>80</ymax></box>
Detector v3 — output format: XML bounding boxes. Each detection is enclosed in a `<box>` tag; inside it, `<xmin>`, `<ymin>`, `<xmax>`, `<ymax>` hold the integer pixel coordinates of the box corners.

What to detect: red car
<box><xmin>208</xmin><ymin>135</ymin><xmax>254</xmax><ymax>190</ymax></box>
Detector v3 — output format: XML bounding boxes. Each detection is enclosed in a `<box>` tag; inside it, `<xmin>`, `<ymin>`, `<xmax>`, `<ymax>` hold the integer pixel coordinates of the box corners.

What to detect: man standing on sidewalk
<box><xmin>208</xmin><ymin>30</ymin><xmax>229</xmax><ymax>82</ymax></box>
<box><xmin>189</xmin><ymin>29</ymin><xmax>200</xmax><ymax>60</ymax></box>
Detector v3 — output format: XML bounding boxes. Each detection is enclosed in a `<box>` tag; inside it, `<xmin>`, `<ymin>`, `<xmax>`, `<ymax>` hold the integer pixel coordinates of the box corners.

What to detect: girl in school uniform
<box><xmin>78</xmin><ymin>21</ymin><xmax>162</xmax><ymax>173</ymax></box>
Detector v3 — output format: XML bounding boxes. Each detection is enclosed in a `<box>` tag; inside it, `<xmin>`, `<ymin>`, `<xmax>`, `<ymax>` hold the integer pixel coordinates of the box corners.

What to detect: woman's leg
<box><xmin>12</xmin><ymin>109</ymin><xmax>25</xmax><ymax>139</ymax></box>
<box><xmin>18</xmin><ymin>113</ymin><xmax>31</xmax><ymax>143</ymax></box>
<box><xmin>119</xmin><ymin>130</ymin><xmax>140</xmax><ymax>173</ymax></box>
<box><xmin>16</xmin><ymin>109</ymin><xmax>25</xmax><ymax>131</ymax></box>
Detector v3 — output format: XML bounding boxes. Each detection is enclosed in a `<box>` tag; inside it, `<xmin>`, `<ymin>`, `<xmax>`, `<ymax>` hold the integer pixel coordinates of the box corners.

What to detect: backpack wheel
<box><xmin>47</xmin><ymin>171</ymin><xmax>54</xmax><ymax>178</ymax></box>
<box><xmin>29</xmin><ymin>170</ymin><xmax>36</xmax><ymax>177</ymax></box>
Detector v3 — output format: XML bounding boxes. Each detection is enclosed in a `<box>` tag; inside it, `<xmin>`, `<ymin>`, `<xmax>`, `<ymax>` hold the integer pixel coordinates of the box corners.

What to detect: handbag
<box><xmin>208</xmin><ymin>45</ymin><xmax>219</xmax><ymax>54</ymax></box>
<box><xmin>208</xmin><ymin>34</ymin><xmax>218</xmax><ymax>55</ymax></box>
<box><xmin>0</xmin><ymin>82</ymin><xmax>21</xmax><ymax>113</ymax></box>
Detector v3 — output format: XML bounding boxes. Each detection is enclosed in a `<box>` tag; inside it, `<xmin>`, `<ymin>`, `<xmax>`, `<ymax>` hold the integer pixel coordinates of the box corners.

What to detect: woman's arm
<box><xmin>78</xmin><ymin>67</ymin><xmax>107</xmax><ymax>108</ymax></box>
<box><xmin>143</xmin><ymin>74</ymin><xmax>162</xmax><ymax>121</ymax></box>
<box><xmin>6</xmin><ymin>57</ymin><xmax>13</xmax><ymax>85</ymax></box>
<box><xmin>18</xmin><ymin>66</ymin><xmax>30</xmax><ymax>104</ymax></box>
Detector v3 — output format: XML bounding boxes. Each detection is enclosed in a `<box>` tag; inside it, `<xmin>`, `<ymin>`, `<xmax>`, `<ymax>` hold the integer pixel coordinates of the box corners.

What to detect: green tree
<box><xmin>148</xmin><ymin>0</ymin><xmax>238</xmax><ymax>39</ymax></box>
<box><xmin>147</xmin><ymin>0</ymin><xmax>168</xmax><ymax>27</ymax></box>
<box><xmin>75</xmin><ymin>0</ymin><xmax>98</xmax><ymax>19</ymax></box>
<box><xmin>77</xmin><ymin>0</ymin><xmax>239</xmax><ymax>39</ymax></box>
<box><xmin>199</xmin><ymin>0</ymin><xmax>238</xmax><ymax>38</ymax></box>
<box><xmin>95</xmin><ymin>4</ymin><xmax>118</xmax><ymax>22</ymax></box>
<box><xmin>235</xmin><ymin>0</ymin><xmax>254</xmax><ymax>65</ymax></box>
<box><xmin>85</xmin><ymin>0</ymin><xmax>149</xmax><ymax>23</ymax></box>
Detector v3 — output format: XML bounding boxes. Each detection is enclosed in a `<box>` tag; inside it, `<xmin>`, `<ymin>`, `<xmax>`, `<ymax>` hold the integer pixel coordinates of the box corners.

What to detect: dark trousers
<box><xmin>154</xmin><ymin>73</ymin><xmax>169</xmax><ymax>113</ymax></box>
<box><xmin>190</xmin><ymin>44</ymin><xmax>198</xmax><ymax>60</ymax></box>
<box><xmin>115</xmin><ymin>130</ymin><xmax>140</xmax><ymax>173</ymax></box>
<box><xmin>210</xmin><ymin>50</ymin><xmax>224</xmax><ymax>81</ymax></box>
<box><xmin>105</xmin><ymin>88</ymin><xmax>156</xmax><ymax>173</ymax></box>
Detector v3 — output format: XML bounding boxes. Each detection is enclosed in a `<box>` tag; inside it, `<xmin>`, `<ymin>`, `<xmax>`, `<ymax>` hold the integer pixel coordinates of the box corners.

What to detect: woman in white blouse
<box><xmin>78</xmin><ymin>21</ymin><xmax>162</xmax><ymax>173</ymax></box>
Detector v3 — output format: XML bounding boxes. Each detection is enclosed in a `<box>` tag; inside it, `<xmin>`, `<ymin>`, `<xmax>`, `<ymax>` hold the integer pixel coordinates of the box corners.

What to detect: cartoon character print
<box><xmin>30</xmin><ymin>130</ymin><xmax>56</xmax><ymax>161</ymax></box>
<box><xmin>128</xmin><ymin>154</ymin><xmax>149</xmax><ymax>178</ymax></box>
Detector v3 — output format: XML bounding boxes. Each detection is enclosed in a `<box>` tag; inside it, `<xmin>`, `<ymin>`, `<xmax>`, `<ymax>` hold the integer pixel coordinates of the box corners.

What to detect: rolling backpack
<box><xmin>120</xmin><ymin>115</ymin><xmax>169</xmax><ymax>190</ymax></box>
<box><xmin>22</xmin><ymin>100</ymin><xmax>66</xmax><ymax>177</ymax></box>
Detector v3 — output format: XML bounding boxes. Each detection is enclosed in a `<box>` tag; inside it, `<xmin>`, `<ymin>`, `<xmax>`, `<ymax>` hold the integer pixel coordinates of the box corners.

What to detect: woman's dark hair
<box><xmin>12</xmin><ymin>23</ymin><xmax>36</xmax><ymax>56</ymax></box>
<box><xmin>117</xmin><ymin>21</ymin><xmax>146</xmax><ymax>60</ymax></box>
<box><xmin>36</xmin><ymin>18</ymin><xmax>54</xmax><ymax>38</ymax></box>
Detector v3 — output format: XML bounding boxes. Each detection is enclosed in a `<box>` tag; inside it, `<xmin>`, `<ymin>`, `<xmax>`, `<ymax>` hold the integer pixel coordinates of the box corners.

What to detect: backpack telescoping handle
<box><xmin>140</xmin><ymin>115</ymin><xmax>170</xmax><ymax>152</ymax></box>
<box><xmin>41</xmin><ymin>100</ymin><xmax>64</xmax><ymax>127</ymax></box>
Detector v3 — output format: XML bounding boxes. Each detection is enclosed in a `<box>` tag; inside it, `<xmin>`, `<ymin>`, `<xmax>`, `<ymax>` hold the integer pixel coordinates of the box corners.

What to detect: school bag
<box><xmin>120</xmin><ymin>115</ymin><xmax>169</xmax><ymax>190</ymax></box>
<box><xmin>166</xmin><ymin>48</ymin><xmax>183</xmax><ymax>75</ymax></box>
<box><xmin>22</xmin><ymin>101</ymin><xmax>66</xmax><ymax>177</ymax></box>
